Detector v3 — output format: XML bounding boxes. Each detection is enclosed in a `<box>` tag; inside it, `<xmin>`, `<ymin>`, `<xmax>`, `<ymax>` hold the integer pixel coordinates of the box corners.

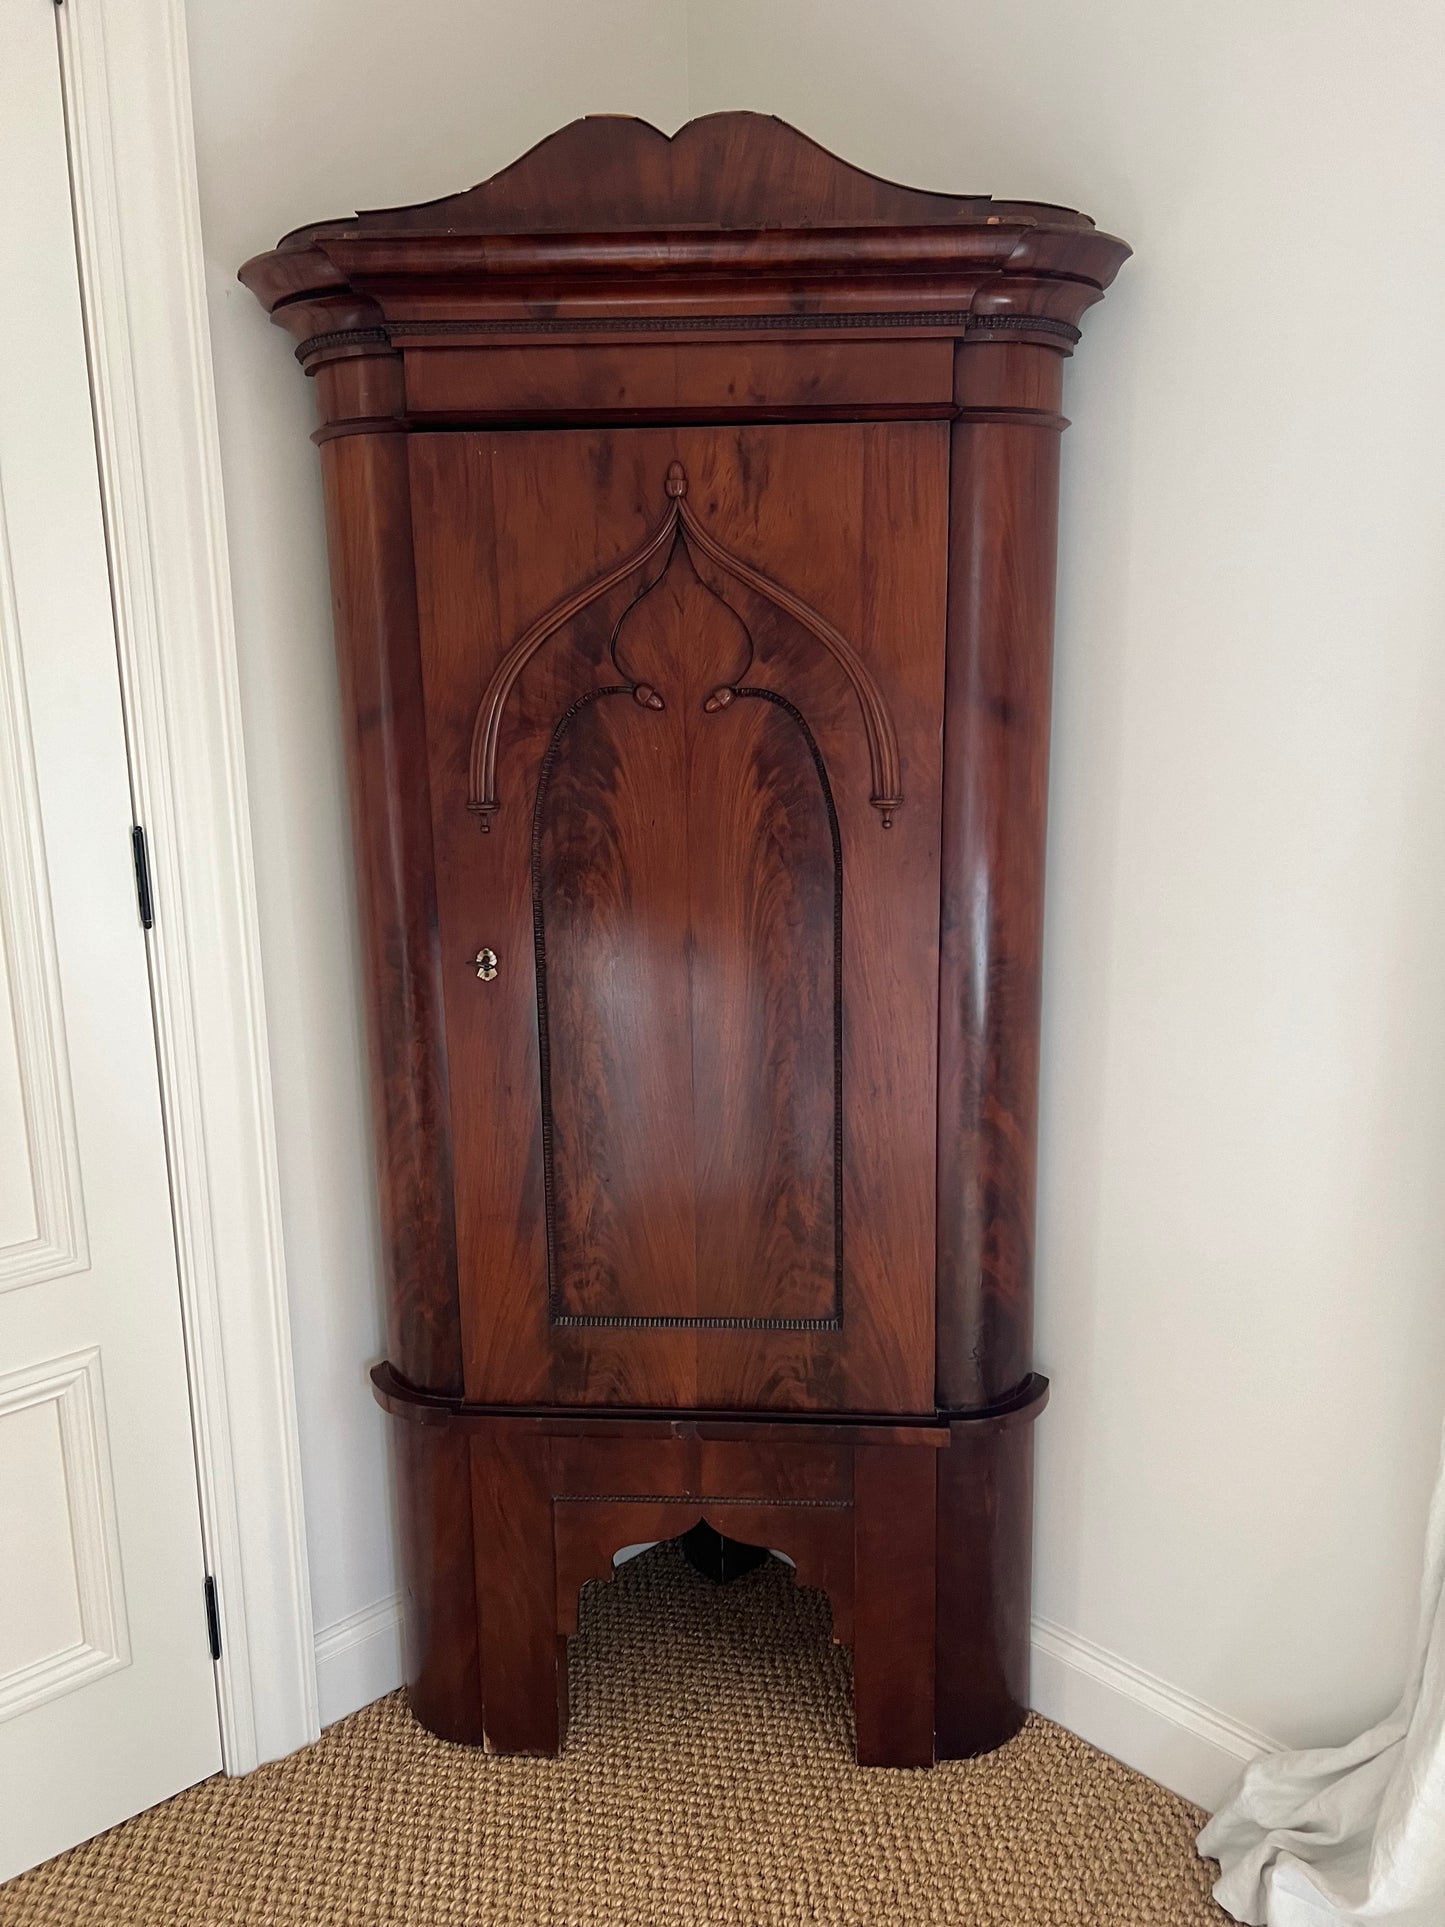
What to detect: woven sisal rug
<box><xmin>0</xmin><ymin>1541</ymin><xmax>1228</xmax><ymax>1925</ymax></box>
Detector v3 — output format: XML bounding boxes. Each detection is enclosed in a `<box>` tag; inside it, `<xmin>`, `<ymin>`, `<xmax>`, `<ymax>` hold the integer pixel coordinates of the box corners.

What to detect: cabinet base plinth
<box><xmin>374</xmin><ymin>1367</ymin><xmax>1047</xmax><ymax>1767</ymax></box>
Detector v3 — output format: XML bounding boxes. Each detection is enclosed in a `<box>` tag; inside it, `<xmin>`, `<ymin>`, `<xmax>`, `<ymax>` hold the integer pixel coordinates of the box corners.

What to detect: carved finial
<box><xmin>665</xmin><ymin>461</ymin><xmax>687</xmax><ymax>499</ymax></box>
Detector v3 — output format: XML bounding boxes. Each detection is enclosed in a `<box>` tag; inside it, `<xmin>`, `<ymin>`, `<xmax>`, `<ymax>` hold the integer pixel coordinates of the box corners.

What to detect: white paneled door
<box><xmin>0</xmin><ymin>4</ymin><xmax>222</xmax><ymax>1883</ymax></box>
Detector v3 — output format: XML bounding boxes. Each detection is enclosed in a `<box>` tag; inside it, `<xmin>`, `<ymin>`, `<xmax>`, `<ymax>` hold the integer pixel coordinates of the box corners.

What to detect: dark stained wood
<box><xmin>470</xmin><ymin>1429</ymin><xmax>566</xmax><ymax>1754</ymax></box>
<box><xmin>935</xmin><ymin>342</ymin><xmax>1065</xmax><ymax>1408</ymax></box>
<box><xmin>391</xmin><ymin>1412</ymin><xmax>482</xmax><ymax>1743</ymax></box>
<box><xmin>547</xmin><ymin>1433</ymin><xmax>853</xmax><ymax>1503</ymax></box>
<box><xmin>238</xmin><ymin>117</ymin><xmax>1128</xmax><ymax>351</ymax></box>
<box><xmin>936</xmin><ymin>1377</ymin><xmax>1049</xmax><ymax>1757</ymax></box>
<box><xmin>371</xmin><ymin>1362</ymin><xmax>950</xmax><ymax>1443</ymax></box>
<box><xmin>331</xmin><ymin>113</ymin><xmax>1086</xmax><ymax>236</ymax></box>
<box><xmin>409</xmin><ymin>425</ymin><xmax>945</xmax><ymax>1415</ymax></box>
<box><xmin>402</xmin><ymin>339</ymin><xmax>956</xmax><ymax>424</ymax></box>
<box><xmin>396</xmin><ymin>1405</ymin><xmax>938</xmax><ymax>1758</ymax></box>
<box><xmin>317</xmin><ymin>369</ymin><xmax>462</xmax><ymax>1393</ymax></box>
<box><xmin>854</xmin><ymin>1442</ymin><xmax>937</xmax><ymax>1767</ymax></box>
<box><xmin>535</xmin><ymin>609</ymin><xmax>840</xmax><ymax>1328</ymax></box>
<box><xmin>238</xmin><ymin>117</ymin><xmax>1129</xmax><ymax>373</ymax></box>
<box><xmin>246</xmin><ymin>114</ymin><xmax>1126</xmax><ymax>1771</ymax></box>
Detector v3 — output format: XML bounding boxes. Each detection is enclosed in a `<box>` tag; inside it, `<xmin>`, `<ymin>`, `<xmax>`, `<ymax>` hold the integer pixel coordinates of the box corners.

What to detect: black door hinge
<box><xmin>204</xmin><ymin>1575</ymin><xmax>223</xmax><ymax>1661</ymax></box>
<box><xmin>131</xmin><ymin>825</ymin><xmax>154</xmax><ymax>930</ymax></box>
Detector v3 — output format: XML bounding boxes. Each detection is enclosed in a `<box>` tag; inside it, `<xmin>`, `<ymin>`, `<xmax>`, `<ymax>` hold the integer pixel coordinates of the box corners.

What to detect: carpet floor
<box><xmin>0</xmin><ymin>1541</ymin><xmax>1230</xmax><ymax>1925</ymax></box>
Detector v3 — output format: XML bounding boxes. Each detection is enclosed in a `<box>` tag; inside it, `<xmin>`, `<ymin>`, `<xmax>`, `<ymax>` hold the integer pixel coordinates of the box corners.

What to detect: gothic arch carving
<box><xmin>466</xmin><ymin>461</ymin><xmax>903</xmax><ymax>828</ymax></box>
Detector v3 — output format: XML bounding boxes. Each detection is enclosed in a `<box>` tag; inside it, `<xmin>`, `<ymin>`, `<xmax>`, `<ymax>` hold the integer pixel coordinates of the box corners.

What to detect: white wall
<box><xmin>187</xmin><ymin>0</ymin><xmax>1445</xmax><ymax>1800</ymax></box>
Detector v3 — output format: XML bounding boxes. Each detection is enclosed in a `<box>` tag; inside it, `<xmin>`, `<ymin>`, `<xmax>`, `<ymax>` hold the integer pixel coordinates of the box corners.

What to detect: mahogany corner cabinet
<box><xmin>242</xmin><ymin>114</ymin><xmax>1128</xmax><ymax>1767</ymax></box>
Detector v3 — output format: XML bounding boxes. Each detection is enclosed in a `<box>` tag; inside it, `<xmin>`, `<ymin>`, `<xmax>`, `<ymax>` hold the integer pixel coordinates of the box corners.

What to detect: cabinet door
<box><xmin>412</xmin><ymin>424</ymin><xmax>945</xmax><ymax>1413</ymax></box>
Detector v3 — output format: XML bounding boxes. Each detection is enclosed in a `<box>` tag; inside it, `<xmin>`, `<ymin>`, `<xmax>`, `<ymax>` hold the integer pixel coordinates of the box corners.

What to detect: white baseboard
<box><xmin>314</xmin><ymin>1594</ymin><xmax>404</xmax><ymax>1730</ymax></box>
<box><xmin>311</xmin><ymin>1589</ymin><xmax>1275</xmax><ymax>1808</ymax></box>
<box><xmin>1030</xmin><ymin>1615</ymin><xmax>1276</xmax><ymax>1810</ymax></box>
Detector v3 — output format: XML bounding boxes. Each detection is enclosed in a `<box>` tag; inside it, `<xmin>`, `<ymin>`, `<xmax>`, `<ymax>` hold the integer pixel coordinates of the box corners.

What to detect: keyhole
<box><xmin>473</xmin><ymin>948</ymin><xmax>498</xmax><ymax>982</ymax></box>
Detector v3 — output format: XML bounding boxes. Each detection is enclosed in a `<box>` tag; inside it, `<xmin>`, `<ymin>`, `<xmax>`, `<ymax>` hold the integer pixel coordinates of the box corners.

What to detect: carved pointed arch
<box><xmin>466</xmin><ymin>462</ymin><xmax>902</xmax><ymax>827</ymax></box>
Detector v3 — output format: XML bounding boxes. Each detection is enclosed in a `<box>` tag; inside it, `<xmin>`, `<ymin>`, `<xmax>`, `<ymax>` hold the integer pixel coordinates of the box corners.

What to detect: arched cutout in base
<box><xmin>555</xmin><ymin>1501</ymin><xmax>855</xmax><ymax>1648</ymax></box>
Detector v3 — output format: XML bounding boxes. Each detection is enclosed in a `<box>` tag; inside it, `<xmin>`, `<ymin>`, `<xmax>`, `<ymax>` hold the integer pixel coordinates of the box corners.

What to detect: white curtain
<box><xmin>1198</xmin><ymin>1421</ymin><xmax>1445</xmax><ymax>1926</ymax></box>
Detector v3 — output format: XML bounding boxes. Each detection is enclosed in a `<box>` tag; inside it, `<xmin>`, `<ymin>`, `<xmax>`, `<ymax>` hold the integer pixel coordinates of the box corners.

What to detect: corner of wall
<box><xmin>1031</xmin><ymin>1617</ymin><xmax>1276</xmax><ymax>1811</ymax></box>
<box><xmin>314</xmin><ymin>1595</ymin><xmax>405</xmax><ymax>1730</ymax></box>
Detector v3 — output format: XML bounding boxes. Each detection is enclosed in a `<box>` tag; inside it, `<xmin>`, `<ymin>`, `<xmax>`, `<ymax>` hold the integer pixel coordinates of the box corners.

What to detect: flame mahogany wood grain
<box><xmin>243</xmin><ymin>113</ymin><xmax>1128</xmax><ymax>1770</ymax></box>
<box><xmin>534</xmin><ymin>670</ymin><xmax>841</xmax><ymax>1330</ymax></box>
<box><xmin>408</xmin><ymin>425</ymin><xmax>945</xmax><ymax>1415</ymax></box>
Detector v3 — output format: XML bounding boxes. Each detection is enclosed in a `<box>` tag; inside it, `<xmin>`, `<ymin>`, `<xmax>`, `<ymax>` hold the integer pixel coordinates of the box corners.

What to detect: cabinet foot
<box><xmin>935</xmin><ymin>1376</ymin><xmax>1050</xmax><ymax>1758</ymax></box>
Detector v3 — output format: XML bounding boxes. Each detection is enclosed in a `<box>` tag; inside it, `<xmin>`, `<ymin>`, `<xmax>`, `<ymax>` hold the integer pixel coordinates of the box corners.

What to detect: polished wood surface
<box><xmin>239</xmin><ymin>114</ymin><xmax>1127</xmax><ymax>375</ymax></box>
<box><xmin>391</xmin><ymin>1393</ymin><xmax>942</xmax><ymax>1764</ymax></box>
<box><xmin>392</xmin><ymin>1414</ymin><xmax>482</xmax><ymax>1743</ymax></box>
<box><xmin>935</xmin><ymin>343</ymin><xmax>1066</xmax><ymax>1407</ymax></box>
<box><xmin>317</xmin><ymin>379</ymin><xmax>462</xmax><ymax>1394</ymax></box>
<box><xmin>243</xmin><ymin>112</ymin><xmax>1127</xmax><ymax>1767</ymax></box>
<box><xmin>936</xmin><ymin>1375</ymin><xmax>1049</xmax><ymax>1756</ymax></box>
<box><xmin>303</xmin><ymin>113</ymin><xmax>1092</xmax><ymax>236</ymax></box>
<box><xmin>410</xmin><ymin>424</ymin><xmax>945</xmax><ymax>1414</ymax></box>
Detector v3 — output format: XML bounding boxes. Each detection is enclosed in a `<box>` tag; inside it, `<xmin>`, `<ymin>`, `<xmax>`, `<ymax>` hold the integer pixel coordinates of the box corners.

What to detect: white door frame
<box><xmin>53</xmin><ymin>0</ymin><xmax>318</xmax><ymax>1771</ymax></box>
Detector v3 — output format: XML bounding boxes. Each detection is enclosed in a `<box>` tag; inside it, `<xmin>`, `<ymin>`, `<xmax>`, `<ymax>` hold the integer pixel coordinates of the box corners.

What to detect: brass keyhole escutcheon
<box><xmin>473</xmin><ymin>948</ymin><xmax>498</xmax><ymax>982</ymax></box>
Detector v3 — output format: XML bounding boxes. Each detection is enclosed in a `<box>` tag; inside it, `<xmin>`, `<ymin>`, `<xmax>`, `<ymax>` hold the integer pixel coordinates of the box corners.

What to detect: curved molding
<box><xmin>679</xmin><ymin>503</ymin><xmax>902</xmax><ymax>821</ymax></box>
<box><xmin>468</xmin><ymin>461</ymin><xmax>902</xmax><ymax>827</ymax></box>
<box><xmin>555</xmin><ymin>1494</ymin><xmax>852</xmax><ymax>1508</ymax></box>
<box><xmin>238</xmin><ymin>114</ymin><xmax>1130</xmax><ymax>320</ymax></box>
<box><xmin>292</xmin><ymin>311</ymin><xmax>1083</xmax><ymax>366</ymax></box>
<box><xmin>944</xmin><ymin>1372</ymin><xmax>1052</xmax><ymax>1433</ymax></box>
<box><xmin>467</xmin><ymin>524</ymin><xmax>678</xmax><ymax>825</ymax></box>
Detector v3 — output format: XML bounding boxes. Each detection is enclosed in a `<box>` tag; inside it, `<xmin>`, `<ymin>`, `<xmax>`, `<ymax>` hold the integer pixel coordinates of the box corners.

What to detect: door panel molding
<box><xmin>0</xmin><ymin>1348</ymin><xmax>128</xmax><ymax>1723</ymax></box>
<box><xmin>0</xmin><ymin>483</ymin><xmax>88</xmax><ymax>1294</ymax></box>
<box><xmin>54</xmin><ymin>0</ymin><xmax>316</xmax><ymax>1769</ymax></box>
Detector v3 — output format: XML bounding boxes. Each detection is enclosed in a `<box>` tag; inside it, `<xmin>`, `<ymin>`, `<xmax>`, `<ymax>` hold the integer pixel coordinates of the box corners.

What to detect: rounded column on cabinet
<box><xmin>936</xmin><ymin>334</ymin><xmax>1070</xmax><ymax>1411</ymax></box>
<box><xmin>305</xmin><ymin>345</ymin><xmax>478</xmax><ymax>1734</ymax></box>
<box><xmin>934</xmin><ymin>334</ymin><xmax>1070</xmax><ymax>1753</ymax></box>
<box><xmin>309</xmin><ymin>351</ymin><xmax>464</xmax><ymax>1396</ymax></box>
